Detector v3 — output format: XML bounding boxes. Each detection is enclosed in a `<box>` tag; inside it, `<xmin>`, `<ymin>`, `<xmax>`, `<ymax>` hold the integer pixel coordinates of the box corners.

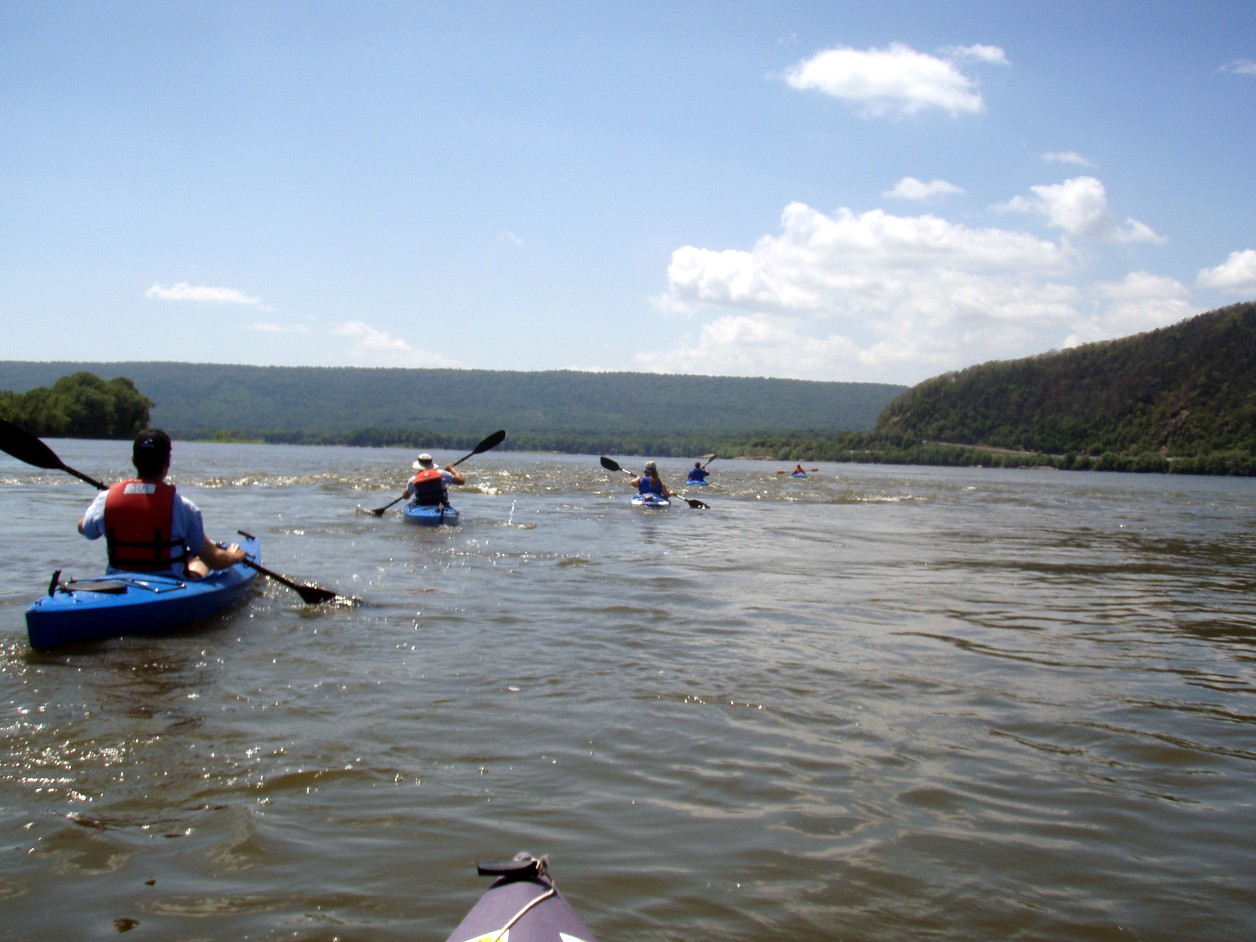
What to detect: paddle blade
<box><xmin>451</xmin><ymin>429</ymin><xmax>507</xmax><ymax>467</ymax></box>
<box><xmin>0</xmin><ymin>417</ymin><xmax>64</xmax><ymax>470</ymax></box>
<box><xmin>242</xmin><ymin>560</ymin><xmax>344</xmax><ymax>605</ymax></box>
<box><xmin>599</xmin><ymin>456</ymin><xmax>626</xmax><ymax>474</ymax></box>
<box><xmin>471</xmin><ymin>429</ymin><xmax>506</xmax><ymax>455</ymax></box>
<box><xmin>293</xmin><ymin>583</ymin><xmax>340</xmax><ymax>605</ymax></box>
<box><xmin>0</xmin><ymin>418</ymin><xmax>108</xmax><ymax>489</ymax></box>
<box><xmin>367</xmin><ymin>494</ymin><xmax>407</xmax><ymax>516</ymax></box>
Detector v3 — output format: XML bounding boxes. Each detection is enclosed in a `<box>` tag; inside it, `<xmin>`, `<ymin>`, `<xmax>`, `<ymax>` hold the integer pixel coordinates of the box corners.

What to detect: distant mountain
<box><xmin>0</xmin><ymin>362</ymin><xmax>905</xmax><ymax>455</ymax></box>
<box><xmin>877</xmin><ymin>301</ymin><xmax>1256</xmax><ymax>461</ymax></box>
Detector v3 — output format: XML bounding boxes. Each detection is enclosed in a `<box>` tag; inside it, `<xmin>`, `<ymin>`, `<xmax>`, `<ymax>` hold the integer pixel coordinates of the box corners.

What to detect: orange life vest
<box><xmin>104</xmin><ymin>480</ymin><xmax>189</xmax><ymax>572</ymax></box>
<box><xmin>409</xmin><ymin>468</ymin><xmax>448</xmax><ymax>506</ymax></box>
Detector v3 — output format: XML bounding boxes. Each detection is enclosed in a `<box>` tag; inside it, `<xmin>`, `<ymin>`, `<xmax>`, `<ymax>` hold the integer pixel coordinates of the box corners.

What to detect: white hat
<box><xmin>412</xmin><ymin>453</ymin><xmax>435</xmax><ymax>469</ymax></box>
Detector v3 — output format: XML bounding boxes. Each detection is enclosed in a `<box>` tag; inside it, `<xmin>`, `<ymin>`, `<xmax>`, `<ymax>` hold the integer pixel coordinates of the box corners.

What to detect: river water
<box><xmin>1</xmin><ymin>440</ymin><xmax>1254</xmax><ymax>941</ymax></box>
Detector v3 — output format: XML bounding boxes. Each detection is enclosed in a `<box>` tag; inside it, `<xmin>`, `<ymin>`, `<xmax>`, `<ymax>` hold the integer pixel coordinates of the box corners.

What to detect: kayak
<box><xmin>25</xmin><ymin>533</ymin><xmax>261</xmax><ymax>651</ymax></box>
<box><xmin>685</xmin><ymin>478</ymin><xmax>709</xmax><ymax>486</ymax></box>
<box><xmin>445</xmin><ymin>853</ymin><xmax>599</xmax><ymax>942</ymax></box>
<box><xmin>403</xmin><ymin>501</ymin><xmax>460</xmax><ymax>527</ymax></box>
<box><xmin>790</xmin><ymin>472</ymin><xmax>807</xmax><ymax>478</ymax></box>
<box><xmin>631</xmin><ymin>494</ymin><xmax>670</xmax><ymax>509</ymax></box>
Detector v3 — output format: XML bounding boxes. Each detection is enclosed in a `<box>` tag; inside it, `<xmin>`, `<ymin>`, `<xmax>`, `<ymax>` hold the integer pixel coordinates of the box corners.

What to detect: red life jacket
<box><xmin>104</xmin><ymin>479</ymin><xmax>189</xmax><ymax>572</ymax></box>
<box><xmin>409</xmin><ymin>468</ymin><xmax>448</xmax><ymax>506</ymax></box>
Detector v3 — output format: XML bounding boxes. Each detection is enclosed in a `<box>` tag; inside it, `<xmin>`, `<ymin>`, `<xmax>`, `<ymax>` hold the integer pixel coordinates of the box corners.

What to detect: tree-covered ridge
<box><xmin>6</xmin><ymin>303</ymin><xmax>1253</xmax><ymax>475</ymax></box>
<box><xmin>0</xmin><ymin>371</ymin><xmax>153</xmax><ymax>439</ymax></box>
<box><xmin>876</xmin><ymin>301</ymin><xmax>1256</xmax><ymax>460</ymax></box>
<box><xmin>0</xmin><ymin>362</ymin><xmax>903</xmax><ymax>449</ymax></box>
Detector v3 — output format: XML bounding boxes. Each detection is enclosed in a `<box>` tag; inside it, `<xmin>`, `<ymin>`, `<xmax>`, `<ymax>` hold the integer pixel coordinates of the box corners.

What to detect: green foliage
<box><xmin>875</xmin><ymin>302</ymin><xmax>1256</xmax><ymax>473</ymax></box>
<box><xmin>0</xmin><ymin>362</ymin><xmax>903</xmax><ymax>446</ymax></box>
<box><xmin>0</xmin><ymin>371</ymin><xmax>153</xmax><ymax>439</ymax></box>
<box><xmin>4</xmin><ymin>302</ymin><xmax>1254</xmax><ymax>477</ymax></box>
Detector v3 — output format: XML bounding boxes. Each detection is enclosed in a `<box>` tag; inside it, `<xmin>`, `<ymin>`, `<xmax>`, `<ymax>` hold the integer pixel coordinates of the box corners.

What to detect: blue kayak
<box><xmin>445</xmin><ymin>853</ymin><xmax>599</xmax><ymax>942</ymax></box>
<box><xmin>790</xmin><ymin>472</ymin><xmax>808</xmax><ymax>478</ymax></box>
<box><xmin>631</xmin><ymin>494</ymin><xmax>670</xmax><ymax>509</ymax></box>
<box><xmin>25</xmin><ymin>533</ymin><xmax>261</xmax><ymax>651</ymax></box>
<box><xmin>685</xmin><ymin>478</ymin><xmax>709</xmax><ymax>486</ymax></box>
<box><xmin>403</xmin><ymin>501</ymin><xmax>460</xmax><ymax>527</ymax></box>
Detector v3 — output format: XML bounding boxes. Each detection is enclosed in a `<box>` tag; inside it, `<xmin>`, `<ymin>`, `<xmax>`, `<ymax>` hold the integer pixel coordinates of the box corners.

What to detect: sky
<box><xmin>2</xmin><ymin>1</ymin><xmax>1254</xmax><ymax>387</ymax></box>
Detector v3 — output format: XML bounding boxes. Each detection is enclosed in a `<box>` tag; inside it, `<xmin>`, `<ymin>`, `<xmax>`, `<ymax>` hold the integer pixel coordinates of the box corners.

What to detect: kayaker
<box><xmin>405</xmin><ymin>452</ymin><xmax>465</xmax><ymax>507</ymax></box>
<box><xmin>793</xmin><ymin>463</ymin><xmax>806</xmax><ymax>475</ymax></box>
<box><xmin>686</xmin><ymin>461</ymin><xmax>710</xmax><ymax>484</ymax></box>
<box><xmin>77</xmin><ymin>428</ymin><xmax>246</xmax><ymax>578</ymax></box>
<box><xmin>629</xmin><ymin>460</ymin><xmax>672</xmax><ymax>499</ymax></box>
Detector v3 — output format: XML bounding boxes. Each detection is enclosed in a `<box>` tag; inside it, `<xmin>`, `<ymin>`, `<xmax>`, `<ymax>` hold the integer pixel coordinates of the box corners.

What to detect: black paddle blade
<box><xmin>680</xmin><ymin>496</ymin><xmax>710</xmax><ymax>509</ymax></box>
<box><xmin>0</xmin><ymin>417</ymin><xmax>63</xmax><ymax>469</ymax></box>
<box><xmin>471</xmin><ymin>429</ymin><xmax>507</xmax><ymax>455</ymax></box>
<box><xmin>0</xmin><ymin>418</ymin><xmax>108</xmax><ymax>489</ymax></box>
<box><xmin>600</xmin><ymin>456</ymin><xmax>627</xmax><ymax>474</ymax></box>
<box><xmin>292</xmin><ymin>582</ymin><xmax>340</xmax><ymax>605</ymax></box>
<box><xmin>451</xmin><ymin>429</ymin><xmax>507</xmax><ymax>467</ymax></box>
<box><xmin>368</xmin><ymin>494</ymin><xmax>407</xmax><ymax>516</ymax></box>
<box><xmin>242</xmin><ymin>559</ymin><xmax>344</xmax><ymax>605</ymax></box>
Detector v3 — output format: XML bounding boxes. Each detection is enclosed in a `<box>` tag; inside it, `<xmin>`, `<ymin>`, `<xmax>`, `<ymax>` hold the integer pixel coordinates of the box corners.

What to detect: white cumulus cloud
<box><xmin>1064</xmin><ymin>272</ymin><xmax>1194</xmax><ymax>347</ymax></box>
<box><xmin>146</xmin><ymin>281</ymin><xmax>268</xmax><ymax>308</ymax></box>
<box><xmin>998</xmin><ymin>176</ymin><xmax>1166</xmax><ymax>244</ymax></box>
<box><xmin>1043</xmin><ymin>151</ymin><xmax>1092</xmax><ymax>166</ymax></box>
<box><xmin>1221</xmin><ymin>59</ymin><xmax>1256</xmax><ymax>76</ymax></box>
<box><xmin>940</xmin><ymin>44</ymin><xmax>1011</xmax><ymax>66</ymax></box>
<box><xmin>782</xmin><ymin>41</ymin><xmax>1007</xmax><ymax>118</ymax></box>
<box><xmin>332</xmin><ymin>320</ymin><xmax>462</xmax><ymax>369</ymax></box>
<box><xmin>885</xmin><ymin>177</ymin><xmax>965</xmax><ymax>201</ymax></box>
<box><xmin>647</xmin><ymin>201</ymin><xmax>1089</xmax><ymax>382</ymax></box>
<box><xmin>246</xmin><ymin>322</ymin><xmax>309</xmax><ymax>335</ymax></box>
<box><xmin>1196</xmin><ymin>249</ymin><xmax>1256</xmax><ymax>291</ymax></box>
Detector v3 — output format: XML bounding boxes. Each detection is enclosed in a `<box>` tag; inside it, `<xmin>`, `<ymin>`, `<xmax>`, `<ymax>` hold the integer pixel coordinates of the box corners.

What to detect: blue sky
<box><xmin>3</xmin><ymin>1</ymin><xmax>1254</xmax><ymax>386</ymax></box>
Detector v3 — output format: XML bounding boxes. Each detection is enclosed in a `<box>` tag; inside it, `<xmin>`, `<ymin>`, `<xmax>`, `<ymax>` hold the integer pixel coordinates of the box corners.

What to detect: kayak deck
<box><xmin>445</xmin><ymin>853</ymin><xmax>598</xmax><ymax>942</ymax></box>
<box><xmin>25</xmin><ymin>534</ymin><xmax>261</xmax><ymax>650</ymax></box>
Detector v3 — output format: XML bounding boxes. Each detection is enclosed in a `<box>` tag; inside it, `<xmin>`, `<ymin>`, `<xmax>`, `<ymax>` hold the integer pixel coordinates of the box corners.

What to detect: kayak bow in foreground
<box><xmin>445</xmin><ymin>853</ymin><xmax>599</xmax><ymax>942</ymax></box>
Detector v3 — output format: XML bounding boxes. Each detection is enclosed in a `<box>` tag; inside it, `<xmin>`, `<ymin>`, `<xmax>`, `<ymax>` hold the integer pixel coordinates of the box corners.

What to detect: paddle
<box><xmin>0</xmin><ymin>419</ymin><xmax>347</xmax><ymax>605</ymax></box>
<box><xmin>238</xmin><ymin>557</ymin><xmax>339</xmax><ymax>605</ymax></box>
<box><xmin>599</xmin><ymin>456</ymin><xmax>709</xmax><ymax>509</ymax></box>
<box><xmin>367</xmin><ymin>429</ymin><xmax>506</xmax><ymax>516</ymax></box>
<box><xmin>0</xmin><ymin>417</ymin><xmax>108</xmax><ymax>489</ymax></box>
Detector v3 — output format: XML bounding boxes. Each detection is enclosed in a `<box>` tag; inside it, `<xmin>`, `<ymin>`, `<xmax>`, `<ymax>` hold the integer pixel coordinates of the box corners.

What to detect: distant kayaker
<box><xmin>686</xmin><ymin>461</ymin><xmax>710</xmax><ymax>484</ymax></box>
<box><xmin>406</xmin><ymin>452</ymin><xmax>465</xmax><ymax>507</ymax></box>
<box><xmin>792</xmin><ymin>464</ymin><xmax>806</xmax><ymax>475</ymax></box>
<box><xmin>629</xmin><ymin>460</ymin><xmax>672</xmax><ymax>499</ymax></box>
<box><xmin>77</xmin><ymin>428</ymin><xmax>246</xmax><ymax>578</ymax></box>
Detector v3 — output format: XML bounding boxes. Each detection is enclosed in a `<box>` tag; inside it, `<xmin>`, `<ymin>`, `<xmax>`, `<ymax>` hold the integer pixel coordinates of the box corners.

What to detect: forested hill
<box><xmin>877</xmin><ymin>301</ymin><xmax>1256</xmax><ymax>460</ymax></box>
<box><xmin>0</xmin><ymin>362</ymin><xmax>903</xmax><ymax>454</ymax></box>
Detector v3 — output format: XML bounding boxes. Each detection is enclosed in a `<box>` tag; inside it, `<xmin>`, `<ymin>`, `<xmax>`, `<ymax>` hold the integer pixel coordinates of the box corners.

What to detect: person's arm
<box><xmin>78</xmin><ymin>491</ymin><xmax>108</xmax><ymax>537</ymax></box>
<box><xmin>445</xmin><ymin>465</ymin><xmax>465</xmax><ymax>486</ymax></box>
<box><xmin>199</xmin><ymin>540</ymin><xmax>246</xmax><ymax>571</ymax></box>
<box><xmin>175</xmin><ymin>494</ymin><xmax>243</xmax><ymax>572</ymax></box>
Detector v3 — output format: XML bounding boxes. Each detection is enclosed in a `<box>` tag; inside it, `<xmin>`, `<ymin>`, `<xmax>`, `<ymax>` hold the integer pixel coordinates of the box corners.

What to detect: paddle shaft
<box><xmin>239</xmin><ymin>559</ymin><xmax>337</xmax><ymax>605</ymax></box>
